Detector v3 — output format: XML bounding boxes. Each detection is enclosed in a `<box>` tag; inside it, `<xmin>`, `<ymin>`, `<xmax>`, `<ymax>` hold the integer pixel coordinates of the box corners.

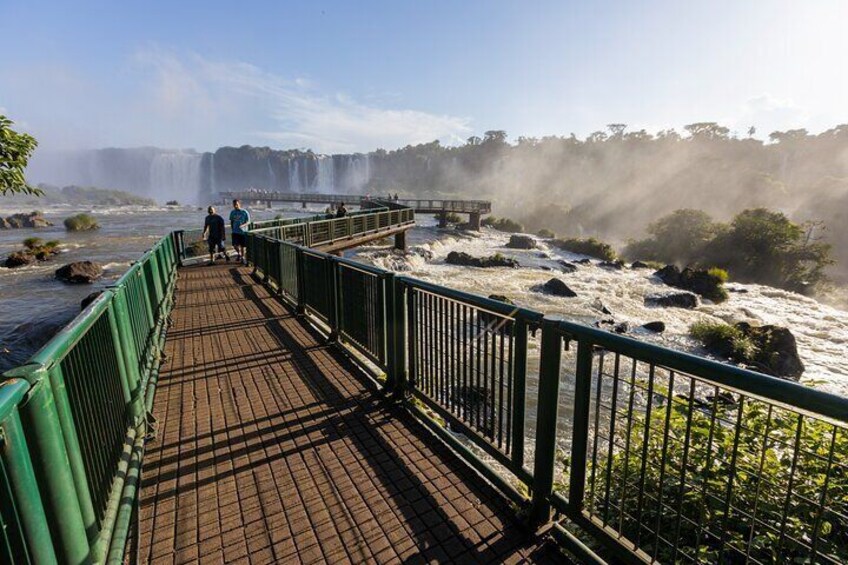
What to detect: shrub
<box><xmin>444</xmin><ymin>212</ymin><xmax>462</xmax><ymax>224</ymax></box>
<box><xmin>64</xmin><ymin>213</ymin><xmax>100</xmax><ymax>232</ymax></box>
<box><xmin>589</xmin><ymin>380</ymin><xmax>848</xmax><ymax>563</ymax></box>
<box><xmin>537</xmin><ymin>228</ymin><xmax>556</xmax><ymax>238</ymax></box>
<box><xmin>690</xmin><ymin>320</ymin><xmax>757</xmax><ymax>359</ymax></box>
<box><xmin>551</xmin><ymin>237</ymin><xmax>616</xmax><ymax>261</ymax></box>
<box><xmin>22</xmin><ymin>237</ymin><xmax>43</xmax><ymax>250</ymax></box>
<box><xmin>707</xmin><ymin>266</ymin><xmax>729</xmax><ymax>282</ymax></box>
<box><xmin>166</xmin><ymin>200</ymin><xmax>179</xmax><ymax>206</ymax></box>
<box><xmin>481</xmin><ymin>216</ymin><xmax>524</xmax><ymax>233</ymax></box>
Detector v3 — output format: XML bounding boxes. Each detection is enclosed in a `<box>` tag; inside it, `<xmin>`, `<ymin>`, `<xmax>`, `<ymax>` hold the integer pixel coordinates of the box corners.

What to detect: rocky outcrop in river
<box><xmin>56</xmin><ymin>261</ymin><xmax>103</xmax><ymax>284</ymax></box>
<box><xmin>1</xmin><ymin>212</ymin><xmax>53</xmax><ymax>229</ymax></box>
<box><xmin>445</xmin><ymin>251</ymin><xmax>519</xmax><ymax>268</ymax></box>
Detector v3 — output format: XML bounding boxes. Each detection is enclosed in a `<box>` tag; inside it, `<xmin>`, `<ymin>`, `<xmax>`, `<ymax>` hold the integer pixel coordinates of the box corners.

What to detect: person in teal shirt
<box><xmin>229</xmin><ymin>199</ymin><xmax>250</xmax><ymax>263</ymax></box>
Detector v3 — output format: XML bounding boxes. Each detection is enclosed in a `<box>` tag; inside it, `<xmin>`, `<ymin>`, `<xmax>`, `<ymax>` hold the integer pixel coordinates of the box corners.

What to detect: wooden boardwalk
<box><xmin>137</xmin><ymin>264</ymin><xmax>563</xmax><ymax>564</ymax></box>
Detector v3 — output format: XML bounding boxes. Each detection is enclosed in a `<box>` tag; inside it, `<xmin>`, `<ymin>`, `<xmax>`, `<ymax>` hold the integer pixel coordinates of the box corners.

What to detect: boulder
<box><xmin>641</xmin><ymin>321</ymin><xmax>666</xmax><ymax>333</ymax></box>
<box><xmin>3</xmin><ymin>212</ymin><xmax>52</xmax><ymax>229</ymax></box>
<box><xmin>591</xmin><ymin>298</ymin><xmax>613</xmax><ymax>316</ymax></box>
<box><xmin>3</xmin><ymin>252</ymin><xmax>34</xmax><ymax>268</ymax></box>
<box><xmin>654</xmin><ymin>265</ymin><xmax>727</xmax><ymax>302</ymax></box>
<box><xmin>506</xmin><ymin>235</ymin><xmax>536</xmax><ymax>250</ymax></box>
<box><xmin>599</xmin><ymin>260</ymin><xmax>625</xmax><ymax>270</ymax></box>
<box><xmin>631</xmin><ymin>261</ymin><xmax>652</xmax><ymax>269</ymax></box>
<box><xmin>80</xmin><ymin>291</ymin><xmax>103</xmax><ymax>310</ymax></box>
<box><xmin>614</xmin><ymin>322</ymin><xmax>630</xmax><ymax>334</ymax></box>
<box><xmin>575</xmin><ymin>258</ymin><xmax>592</xmax><ymax>265</ymax></box>
<box><xmin>558</xmin><ymin>260</ymin><xmax>578</xmax><ymax>273</ymax></box>
<box><xmin>55</xmin><ymin>261</ymin><xmax>103</xmax><ymax>284</ymax></box>
<box><xmin>743</xmin><ymin>324</ymin><xmax>805</xmax><ymax>379</ymax></box>
<box><xmin>535</xmin><ymin>278</ymin><xmax>577</xmax><ymax>297</ymax></box>
<box><xmin>645</xmin><ymin>292</ymin><xmax>699</xmax><ymax>309</ymax></box>
<box><xmin>445</xmin><ymin>251</ymin><xmax>518</xmax><ymax>268</ymax></box>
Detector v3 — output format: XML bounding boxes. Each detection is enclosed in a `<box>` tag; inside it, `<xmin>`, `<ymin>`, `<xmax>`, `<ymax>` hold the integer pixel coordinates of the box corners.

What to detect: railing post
<box><xmin>295</xmin><ymin>248</ymin><xmax>306</xmax><ymax>316</ymax></box>
<box><xmin>511</xmin><ymin>318</ymin><xmax>528</xmax><ymax>472</ymax></box>
<box><xmin>172</xmin><ymin>230</ymin><xmax>185</xmax><ymax>266</ymax></box>
<box><xmin>109</xmin><ymin>287</ymin><xmax>146</xmax><ymax>420</ymax></box>
<box><xmin>530</xmin><ymin>320</ymin><xmax>563</xmax><ymax>525</ymax></box>
<box><xmin>386</xmin><ymin>274</ymin><xmax>407</xmax><ymax>395</ymax></box>
<box><xmin>568</xmin><ymin>336</ymin><xmax>594</xmax><ymax>512</ymax></box>
<box><xmin>327</xmin><ymin>257</ymin><xmax>339</xmax><ymax>341</ymax></box>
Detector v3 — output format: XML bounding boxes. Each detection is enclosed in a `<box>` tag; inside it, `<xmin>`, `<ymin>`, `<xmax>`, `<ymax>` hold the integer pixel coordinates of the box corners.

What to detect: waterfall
<box><xmin>267</xmin><ymin>157</ymin><xmax>276</xmax><ymax>189</ymax></box>
<box><xmin>289</xmin><ymin>159</ymin><xmax>301</xmax><ymax>192</ymax></box>
<box><xmin>149</xmin><ymin>151</ymin><xmax>203</xmax><ymax>204</ymax></box>
<box><xmin>313</xmin><ymin>155</ymin><xmax>335</xmax><ymax>193</ymax></box>
<box><xmin>345</xmin><ymin>154</ymin><xmax>371</xmax><ymax>191</ymax></box>
<box><xmin>209</xmin><ymin>153</ymin><xmax>216</xmax><ymax>194</ymax></box>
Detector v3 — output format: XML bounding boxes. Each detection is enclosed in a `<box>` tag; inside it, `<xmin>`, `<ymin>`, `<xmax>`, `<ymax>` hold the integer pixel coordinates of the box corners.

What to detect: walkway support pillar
<box><xmin>394</xmin><ymin>230</ymin><xmax>407</xmax><ymax>251</ymax></box>
<box><xmin>469</xmin><ymin>212</ymin><xmax>481</xmax><ymax>231</ymax></box>
<box><xmin>302</xmin><ymin>201</ymin><xmax>307</xmax><ymax>209</ymax></box>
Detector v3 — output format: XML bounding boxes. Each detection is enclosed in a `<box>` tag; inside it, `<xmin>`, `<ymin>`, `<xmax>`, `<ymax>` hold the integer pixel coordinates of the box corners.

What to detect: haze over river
<box><xmin>2</xmin><ymin>205</ymin><xmax>847</xmax><ymax>401</ymax></box>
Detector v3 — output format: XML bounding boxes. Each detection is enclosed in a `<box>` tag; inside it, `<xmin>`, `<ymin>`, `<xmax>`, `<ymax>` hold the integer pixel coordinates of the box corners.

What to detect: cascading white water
<box><xmin>343</xmin><ymin>154</ymin><xmax>371</xmax><ymax>191</ymax></box>
<box><xmin>209</xmin><ymin>153</ymin><xmax>216</xmax><ymax>194</ymax></box>
<box><xmin>149</xmin><ymin>151</ymin><xmax>202</xmax><ymax>204</ymax></box>
<box><xmin>288</xmin><ymin>159</ymin><xmax>302</xmax><ymax>192</ymax></box>
<box><xmin>313</xmin><ymin>155</ymin><xmax>335</xmax><ymax>193</ymax></box>
<box><xmin>267</xmin><ymin>157</ymin><xmax>276</xmax><ymax>189</ymax></box>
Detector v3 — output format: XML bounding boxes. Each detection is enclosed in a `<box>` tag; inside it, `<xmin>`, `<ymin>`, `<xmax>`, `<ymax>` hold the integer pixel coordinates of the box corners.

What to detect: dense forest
<box><xmin>361</xmin><ymin>123</ymin><xmax>848</xmax><ymax>280</ymax></box>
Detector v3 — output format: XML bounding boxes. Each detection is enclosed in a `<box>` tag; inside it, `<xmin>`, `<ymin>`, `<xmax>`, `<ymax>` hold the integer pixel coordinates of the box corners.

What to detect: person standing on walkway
<box><xmin>202</xmin><ymin>206</ymin><xmax>229</xmax><ymax>264</ymax></box>
<box><xmin>229</xmin><ymin>199</ymin><xmax>251</xmax><ymax>264</ymax></box>
<box><xmin>336</xmin><ymin>202</ymin><xmax>348</xmax><ymax>218</ymax></box>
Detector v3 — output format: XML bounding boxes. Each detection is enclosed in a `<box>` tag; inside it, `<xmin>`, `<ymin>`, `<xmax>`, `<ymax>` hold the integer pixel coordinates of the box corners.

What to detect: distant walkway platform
<box><xmin>137</xmin><ymin>264</ymin><xmax>562</xmax><ymax>564</ymax></box>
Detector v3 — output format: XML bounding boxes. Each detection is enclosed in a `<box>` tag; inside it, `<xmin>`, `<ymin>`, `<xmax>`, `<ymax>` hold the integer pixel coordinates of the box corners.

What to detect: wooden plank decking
<box><xmin>136</xmin><ymin>264</ymin><xmax>563</xmax><ymax>564</ymax></box>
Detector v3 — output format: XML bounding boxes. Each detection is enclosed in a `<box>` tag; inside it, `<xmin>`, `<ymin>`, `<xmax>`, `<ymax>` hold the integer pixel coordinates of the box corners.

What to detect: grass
<box><xmin>537</xmin><ymin>228</ymin><xmax>556</xmax><ymax>238</ymax></box>
<box><xmin>690</xmin><ymin>320</ymin><xmax>758</xmax><ymax>359</ymax></box>
<box><xmin>707</xmin><ymin>266</ymin><xmax>729</xmax><ymax>282</ymax></box>
<box><xmin>64</xmin><ymin>213</ymin><xmax>100</xmax><ymax>231</ymax></box>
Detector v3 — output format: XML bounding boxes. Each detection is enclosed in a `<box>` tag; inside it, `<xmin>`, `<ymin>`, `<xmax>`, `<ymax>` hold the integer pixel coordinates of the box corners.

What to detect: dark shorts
<box><xmin>207</xmin><ymin>239</ymin><xmax>225</xmax><ymax>253</ymax></box>
<box><xmin>232</xmin><ymin>233</ymin><xmax>247</xmax><ymax>247</ymax></box>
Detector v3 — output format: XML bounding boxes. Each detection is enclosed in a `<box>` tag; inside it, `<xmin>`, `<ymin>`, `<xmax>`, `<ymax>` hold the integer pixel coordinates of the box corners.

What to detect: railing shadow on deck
<box><xmin>141</xmin><ymin>265</ymin><xmax>561</xmax><ymax>562</ymax></box>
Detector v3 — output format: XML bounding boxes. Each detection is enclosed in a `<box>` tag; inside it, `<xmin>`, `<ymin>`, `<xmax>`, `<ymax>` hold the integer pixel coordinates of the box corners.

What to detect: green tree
<box><xmin>704</xmin><ymin>208</ymin><xmax>833</xmax><ymax>292</ymax></box>
<box><xmin>0</xmin><ymin>115</ymin><xmax>40</xmax><ymax>196</ymax></box>
<box><xmin>624</xmin><ymin>209</ymin><xmax>724</xmax><ymax>265</ymax></box>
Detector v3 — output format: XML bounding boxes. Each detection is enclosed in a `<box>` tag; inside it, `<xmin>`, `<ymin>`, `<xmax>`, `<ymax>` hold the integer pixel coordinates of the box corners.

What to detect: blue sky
<box><xmin>1</xmin><ymin>0</ymin><xmax>846</xmax><ymax>153</ymax></box>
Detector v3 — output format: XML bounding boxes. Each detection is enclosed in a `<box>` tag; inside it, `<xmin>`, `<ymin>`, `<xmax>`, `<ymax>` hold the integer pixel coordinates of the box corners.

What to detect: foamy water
<box><xmin>2</xmin><ymin>207</ymin><xmax>847</xmax><ymax>397</ymax></box>
<box><xmin>351</xmin><ymin>217</ymin><xmax>848</xmax><ymax>396</ymax></box>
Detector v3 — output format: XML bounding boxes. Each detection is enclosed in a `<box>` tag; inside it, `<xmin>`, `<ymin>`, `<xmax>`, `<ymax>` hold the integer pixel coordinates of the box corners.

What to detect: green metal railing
<box><xmin>246</xmin><ymin>225</ymin><xmax>848</xmax><ymax>564</ymax></box>
<box><xmin>3</xmin><ymin>206</ymin><xmax>845</xmax><ymax>563</ymax></box>
<box><xmin>0</xmin><ymin>234</ymin><xmax>178</xmax><ymax>564</ymax></box>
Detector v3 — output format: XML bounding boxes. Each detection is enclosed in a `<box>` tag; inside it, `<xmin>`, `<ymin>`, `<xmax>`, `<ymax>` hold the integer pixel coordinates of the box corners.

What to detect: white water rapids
<box><xmin>351</xmin><ymin>216</ymin><xmax>848</xmax><ymax>397</ymax></box>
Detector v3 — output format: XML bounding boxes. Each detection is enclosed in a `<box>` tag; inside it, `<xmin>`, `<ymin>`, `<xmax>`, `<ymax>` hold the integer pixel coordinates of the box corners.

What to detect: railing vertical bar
<box><xmin>601</xmin><ymin>353</ymin><xmax>621</xmax><ymax>526</ymax></box>
<box><xmin>568</xmin><ymin>335</ymin><xmax>594</xmax><ymax>513</ymax></box>
<box><xmin>510</xmin><ymin>319</ymin><xmax>527</xmax><ymax>472</ymax></box>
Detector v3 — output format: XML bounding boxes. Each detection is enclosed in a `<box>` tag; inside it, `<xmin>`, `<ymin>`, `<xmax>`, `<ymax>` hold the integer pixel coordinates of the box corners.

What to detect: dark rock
<box><xmin>614</xmin><ymin>322</ymin><xmax>630</xmax><ymax>334</ymax></box>
<box><xmin>506</xmin><ymin>235</ymin><xmax>536</xmax><ymax>250</ymax></box>
<box><xmin>728</xmin><ymin>287</ymin><xmax>749</xmax><ymax>293</ymax></box>
<box><xmin>575</xmin><ymin>258</ymin><xmax>592</xmax><ymax>265</ymax></box>
<box><xmin>654</xmin><ymin>264</ymin><xmax>682</xmax><ymax>286</ymax></box>
<box><xmin>591</xmin><ymin>298</ymin><xmax>613</xmax><ymax>315</ymax></box>
<box><xmin>451</xmin><ymin>385</ymin><xmax>494</xmax><ymax>435</ymax></box>
<box><xmin>641</xmin><ymin>321</ymin><xmax>666</xmax><ymax>333</ymax></box>
<box><xmin>631</xmin><ymin>261</ymin><xmax>652</xmax><ymax>269</ymax></box>
<box><xmin>654</xmin><ymin>265</ymin><xmax>727</xmax><ymax>302</ymax></box>
<box><xmin>744</xmin><ymin>324</ymin><xmax>805</xmax><ymax>379</ymax></box>
<box><xmin>599</xmin><ymin>260</ymin><xmax>625</xmax><ymax>270</ymax></box>
<box><xmin>535</xmin><ymin>278</ymin><xmax>577</xmax><ymax>297</ymax></box>
<box><xmin>558</xmin><ymin>260</ymin><xmax>578</xmax><ymax>273</ymax></box>
<box><xmin>536</xmin><ymin>251</ymin><xmax>551</xmax><ymax>259</ymax></box>
<box><xmin>55</xmin><ymin>261</ymin><xmax>103</xmax><ymax>284</ymax></box>
<box><xmin>445</xmin><ymin>251</ymin><xmax>519</xmax><ymax>268</ymax></box>
<box><xmin>80</xmin><ymin>291</ymin><xmax>103</xmax><ymax>310</ymax></box>
<box><xmin>3</xmin><ymin>212</ymin><xmax>53</xmax><ymax>229</ymax></box>
<box><xmin>3</xmin><ymin>252</ymin><xmax>34</xmax><ymax>268</ymax></box>
<box><xmin>645</xmin><ymin>292</ymin><xmax>699</xmax><ymax>309</ymax></box>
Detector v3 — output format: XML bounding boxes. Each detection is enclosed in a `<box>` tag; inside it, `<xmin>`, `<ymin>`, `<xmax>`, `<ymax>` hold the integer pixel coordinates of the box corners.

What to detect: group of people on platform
<box><xmin>201</xmin><ymin>199</ymin><xmax>250</xmax><ymax>264</ymax></box>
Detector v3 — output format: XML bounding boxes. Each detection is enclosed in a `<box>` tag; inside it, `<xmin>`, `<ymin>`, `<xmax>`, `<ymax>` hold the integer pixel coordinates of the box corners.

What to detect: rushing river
<box><xmin>2</xmin><ymin>205</ymin><xmax>848</xmax><ymax>400</ymax></box>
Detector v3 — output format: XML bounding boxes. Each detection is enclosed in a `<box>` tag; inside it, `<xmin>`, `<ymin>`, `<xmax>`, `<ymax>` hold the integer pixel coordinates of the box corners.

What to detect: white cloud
<box><xmin>133</xmin><ymin>47</ymin><xmax>472</xmax><ymax>153</ymax></box>
<box><xmin>729</xmin><ymin>94</ymin><xmax>812</xmax><ymax>138</ymax></box>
